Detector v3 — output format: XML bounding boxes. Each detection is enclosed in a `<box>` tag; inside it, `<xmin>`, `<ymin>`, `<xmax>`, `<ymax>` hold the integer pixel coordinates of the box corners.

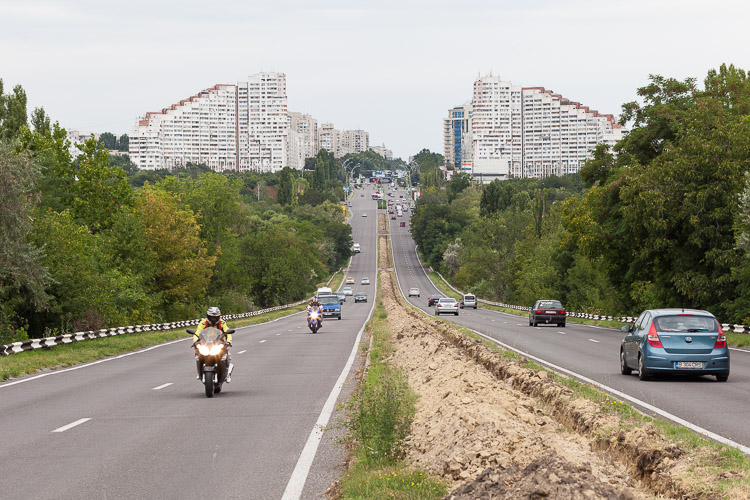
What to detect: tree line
<box><xmin>411</xmin><ymin>64</ymin><xmax>750</xmax><ymax>324</ymax></box>
<box><xmin>0</xmin><ymin>79</ymin><xmax>353</xmax><ymax>344</ymax></box>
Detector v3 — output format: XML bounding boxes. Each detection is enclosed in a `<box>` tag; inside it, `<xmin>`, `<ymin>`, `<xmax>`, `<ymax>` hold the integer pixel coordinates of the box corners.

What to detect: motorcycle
<box><xmin>187</xmin><ymin>327</ymin><xmax>235</xmax><ymax>398</ymax></box>
<box><xmin>308</xmin><ymin>309</ymin><xmax>322</xmax><ymax>334</ymax></box>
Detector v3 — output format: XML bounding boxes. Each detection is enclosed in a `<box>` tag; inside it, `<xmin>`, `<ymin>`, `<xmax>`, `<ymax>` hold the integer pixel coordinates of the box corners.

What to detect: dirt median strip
<box><xmin>377</xmin><ymin>268</ymin><xmax>748</xmax><ymax>499</ymax></box>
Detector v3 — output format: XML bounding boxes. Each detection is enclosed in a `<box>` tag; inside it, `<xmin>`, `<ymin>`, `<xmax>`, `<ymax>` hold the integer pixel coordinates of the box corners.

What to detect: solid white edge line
<box><xmin>1</xmin><ymin>303</ymin><xmax>310</xmax><ymax>390</ymax></box>
<box><xmin>52</xmin><ymin>418</ymin><xmax>91</xmax><ymax>433</ymax></box>
<box><xmin>281</xmin><ymin>198</ymin><xmax>379</xmax><ymax>500</ymax></box>
<box><xmin>152</xmin><ymin>383</ymin><xmax>173</xmax><ymax>391</ymax></box>
<box><xmin>398</xmin><ymin>227</ymin><xmax>750</xmax><ymax>456</ymax></box>
<box><xmin>465</xmin><ymin>326</ymin><xmax>750</xmax><ymax>456</ymax></box>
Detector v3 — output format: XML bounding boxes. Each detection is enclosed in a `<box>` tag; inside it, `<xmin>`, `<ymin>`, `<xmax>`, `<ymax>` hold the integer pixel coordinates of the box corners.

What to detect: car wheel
<box><xmin>716</xmin><ymin>373</ymin><xmax>729</xmax><ymax>382</ymax></box>
<box><xmin>638</xmin><ymin>354</ymin><xmax>650</xmax><ymax>381</ymax></box>
<box><xmin>620</xmin><ymin>349</ymin><xmax>632</xmax><ymax>375</ymax></box>
<box><xmin>455</xmin><ymin>312</ymin><xmax>459</xmax><ymax>316</ymax></box>
<box><xmin>338</xmin><ymin>316</ymin><xmax>342</xmax><ymax>320</ymax></box>
<box><xmin>559</xmin><ymin>323</ymin><xmax>566</xmax><ymax>328</ymax></box>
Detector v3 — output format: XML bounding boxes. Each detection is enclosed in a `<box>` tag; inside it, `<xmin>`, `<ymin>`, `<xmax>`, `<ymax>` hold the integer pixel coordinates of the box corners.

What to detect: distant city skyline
<box><xmin>3</xmin><ymin>0</ymin><xmax>748</xmax><ymax>160</ymax></box>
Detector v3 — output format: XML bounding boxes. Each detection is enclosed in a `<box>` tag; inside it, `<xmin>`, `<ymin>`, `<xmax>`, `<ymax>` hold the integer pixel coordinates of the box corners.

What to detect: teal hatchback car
<box><xmin>620</xmin><ymin>309</ymin><xmax>729</xmax><ymax>382</ymax></box>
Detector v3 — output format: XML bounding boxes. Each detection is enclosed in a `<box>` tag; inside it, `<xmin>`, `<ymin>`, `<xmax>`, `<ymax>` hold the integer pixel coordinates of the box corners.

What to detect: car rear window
<box><xmin>439</xmin><ymin>298</ymin><xmax>457</xmax><ymax>304</ymax></box>
<box><xmin>653</xmin><ymin>315</ymin><xmax>718</xmax><ymax>332</ymax></box>
<box><xmin>464</xmin><ymin>295</ymin><xmax>475</xmax><ymax>301</ymax></box>
<box><xmin>537</xmin><ymin>301</ymin><xmax>563</xmax><ymax>309</ymax></box>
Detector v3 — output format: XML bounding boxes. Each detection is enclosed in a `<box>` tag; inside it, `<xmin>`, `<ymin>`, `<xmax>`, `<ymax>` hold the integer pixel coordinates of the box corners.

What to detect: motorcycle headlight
<box><xmin>311</xmin><ymin>312</ymin><xmax>320</xmax><ymax>319</ymax></box>
<box><xmin>209</xmin><ymin>344</ymin><xmax>223</xmax><ymax>356</ymax></box>
<box><xmin>197</xmin><ymin>344</ymin><xmax>211</xmax><ymax>356</ymax></box>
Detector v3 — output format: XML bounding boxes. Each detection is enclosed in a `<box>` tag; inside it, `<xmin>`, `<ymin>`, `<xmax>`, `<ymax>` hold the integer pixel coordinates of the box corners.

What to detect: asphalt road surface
<box><xmin>0</xmin><ymin>184</ymin><xmax>381</xmax><ymax>500</ymax></box>
<box><xmin>388</xmin><ymin>206</ymin><xmax>750</xmax><ymax>452</ymax></box>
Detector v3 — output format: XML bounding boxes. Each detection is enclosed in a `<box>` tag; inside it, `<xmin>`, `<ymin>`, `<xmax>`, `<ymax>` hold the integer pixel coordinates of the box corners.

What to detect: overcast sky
<box><xmin>2</xmin><ymin>0</ymin><xmax>748</xmax><ymax>160</ymax></box>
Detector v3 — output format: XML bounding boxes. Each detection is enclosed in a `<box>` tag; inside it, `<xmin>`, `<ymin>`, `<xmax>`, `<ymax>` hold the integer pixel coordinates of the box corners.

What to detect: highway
<box><xmin>388</xmin><ymin>193</ymin><xmax>750</xmax><ymax>452</ymax></box>
<box><xmin>0</xmin><ymin>185</ymin><xmax>381</xmax><ymax>499</ymax></box>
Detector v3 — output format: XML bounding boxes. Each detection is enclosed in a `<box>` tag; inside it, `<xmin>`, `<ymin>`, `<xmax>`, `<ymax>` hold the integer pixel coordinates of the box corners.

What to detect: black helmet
<box><xmin>207</xmin><ymin>306</ymin><xmax>221</xmax><ymax>324</ymax></box>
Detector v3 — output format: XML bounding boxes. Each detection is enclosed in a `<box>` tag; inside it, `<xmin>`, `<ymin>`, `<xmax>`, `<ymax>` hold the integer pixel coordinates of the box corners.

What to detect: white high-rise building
<box><xmin>369</xmin><ymin>144</ymin><xmax>393</xmax><ymax>160</ymax></box>
<box><xmin>317</xmin><ymin>123</ymin><xmax>340</xmax><ymax>157</ymax></box>
<box><xmin>339</xmin><ymin>129</ymin><xmax>369</xmax><ymax>156</ymax></box>
<box><xmin>288</xmin><ymin>112</ymin><xmax>319</xmax><ymax>159</ymax></box>
<box><xmin>130</xmin><ymin>73</ymin><xmax>289</xmax><ymax>172</ymax></box>
<box><xmin>448</xmin><ymin>75</ymin><xmax>626</xmax><ymax>181</ymax></box>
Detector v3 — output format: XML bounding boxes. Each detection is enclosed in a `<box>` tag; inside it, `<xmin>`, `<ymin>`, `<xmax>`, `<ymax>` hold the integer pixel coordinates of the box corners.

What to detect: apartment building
<box><xmin>340</xmin><ymin>129</ymin><xmax>369</xmax><ymax>156</ymax></box>
<box><xmin>317</xmin><ymin>123</ymin><xmax>340</xmax><ymax>156</ymax></box>
<box><xmin>447</xmin><ymin>75</ymin><xmax>625</xmax><ymax>181</ymax></box>
<box><xmin>369</xmin><ymin>144</ymin><xmax>393</xmax><ymax>160</ymax></box>
<box><xmin>130</xmin><ymin>73</ymin><xmax>288</xmax><ymax>172</ymax></box>
<box><xmin>288</xmin><ymin>112</ymin><xmax>319</xmax><ymax>159</ymax></box>
<box><xmin>443</xmin><ymin>104</ymin><xmax>472</xmax><ymax>172</ymax></box>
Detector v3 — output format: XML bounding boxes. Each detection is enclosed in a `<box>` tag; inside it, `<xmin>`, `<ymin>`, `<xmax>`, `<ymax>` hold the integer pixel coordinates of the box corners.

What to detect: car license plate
<box><xmin>676</xmin><ymin>361</ymin><xmax>703</xmax><ymax>369</ymax></box>
<box><xmin>545</xmin><ymin>310</ymin><xmax>557</xmax><ymax>314</ymax></box>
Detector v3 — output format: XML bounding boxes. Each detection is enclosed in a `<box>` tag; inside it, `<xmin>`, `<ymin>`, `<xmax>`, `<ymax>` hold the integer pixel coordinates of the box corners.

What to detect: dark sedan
<box><xmin>529</xmin><ymin>300</ymin><xmax>566</xmax><ymax>327</ymax></box>
<box><xmin>620</xmin><ymin>309</ymin><xmax>729</xmax><ymax>382</ymax></box>
<box><xmin>428</xmin><ymin>294</ymin><xmax>442</xmax><ymax>307</ymax></box>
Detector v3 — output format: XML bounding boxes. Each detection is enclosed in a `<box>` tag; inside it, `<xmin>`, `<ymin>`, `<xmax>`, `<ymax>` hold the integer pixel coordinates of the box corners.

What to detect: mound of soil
<box><xmin>447</xmin><ymin>451</ymin><xmax>637</xmax><ymax>500</ymax></box>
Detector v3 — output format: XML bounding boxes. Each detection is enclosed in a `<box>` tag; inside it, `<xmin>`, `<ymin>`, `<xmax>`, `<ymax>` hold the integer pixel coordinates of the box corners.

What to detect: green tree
<box><xmin>72</xmin><ymin>136</ymin><xmax>134</xmax><ymax>232</ymax></box>
<box><xmin>30</xmin><ymin>107</ymin><xmax>51</xmax><ymax>137</ymax></box>
<box><xmin>136</xmin><ymin>187</ymin><xmax>216</xmax><ymax>307</ymax></box>
<box><xmin>98</xmin><ymin>132</ymin><xmax>117</xmax><ymax>150</ymax></box>
<box><xmin>277</xmin><ymin>166</ymin><xmax>296</xmax><ymax>206</ymax></box>
<box><xmin>0</xmin><ymin>142</ymin><xmax>51</xmax><ymax>342</ymax></box>
<box><xmin>2</xmin><ymin>84</ymin><xmax>28</xmax><ymax>140</ymax></box>
<box><xmin>446</xmin><ymin>172</ymin><xmax>471</xmax><ymax>202</ymax></box>
<box><xmin>117</xmin><ymin>134</ymin><xmax>129</xmax><ymax>151</ymax></box>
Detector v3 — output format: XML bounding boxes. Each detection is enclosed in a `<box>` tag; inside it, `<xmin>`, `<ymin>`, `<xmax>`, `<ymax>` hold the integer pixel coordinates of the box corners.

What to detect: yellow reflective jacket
<box><xmin>193</xmin><ymin>318</ymin><xmax>232</xmax><ymax>344</ymax></box>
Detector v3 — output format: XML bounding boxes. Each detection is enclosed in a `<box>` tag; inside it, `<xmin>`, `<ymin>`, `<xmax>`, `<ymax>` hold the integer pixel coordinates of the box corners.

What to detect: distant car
<box><xmin>529</xmin><ymin>300</ymin><xmax>566</xmax><ymax>327</ymax></box>
<box><xmin>620</xmin><ymin>309</ymin><xmax>729</xmax><ymax>382</ymax></box>
<box><xmin>428</xmin><ymin>294</ymin><xmax>442</xmax><ymax>307</ymax></box>
<box><xmin>408</xmin><ymin>287</ymin><xmax>420</xmax><ymax>297</ymax></box>
<box><xmin>360</xmin><ymin>194</ymin><xmax>364</xmax><ymax>197</ymax></box>
<box><xmin>435</xmin><ymin>297</ymin><xmax>459</xmax><ymax>316</ymax></box>
<box><xmin>361</xmin><ymin>212</ymin><xmax>367</xmax><ymax>217</ymax></box>
<box><xmin>336</xmin><ymin>292</ymin><xmax>346</xmax><ymax>304</ymax></box>
<box><xmin>354</xmin><ymin>292</ymin><xmax>368</xmax><ymax>303</ymax></box>
<box><xmin>361</xmin><ymin>277</ymin><xmax>370</xmax><ymax>285</ymax></box>
<box><xmin>345</xmin><ymin>276</ymin><xmax>355</xmax><ymax>284</ymax></box>
<box><xmin>391</xmin><ymin>215</ymin><xmax>396</xmax><ymax>220</ymax></box>
<box><xmin>399</xmin><ymin>221</ymin><xmax>406</xmax><ymax>227</ymax></box>
<box><xmin>460</xmin><ymin>294</ymin><xmax>477</xmax><ymax>309</ymax></box>
<box><xmin>342</xmin><ymin>286</ymin><xmax>354</xmax><ymax>296</ymax></box>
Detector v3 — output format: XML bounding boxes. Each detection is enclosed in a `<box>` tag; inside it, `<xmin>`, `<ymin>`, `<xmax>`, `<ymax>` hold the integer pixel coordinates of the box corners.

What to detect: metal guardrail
<box><xmin>1</xmin><ymin>267</ymin><xmax>347</xmax><ymax>357</ymax></box>
<box><xmin>429</xmin><ymin>263</ymin><xmax>750</xmax><ymax>334</ymax></box>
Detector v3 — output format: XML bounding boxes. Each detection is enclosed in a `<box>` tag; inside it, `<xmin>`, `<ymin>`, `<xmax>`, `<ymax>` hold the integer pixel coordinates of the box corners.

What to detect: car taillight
<box><xmin>647</xmin><ymin>323</ymin><xmax>663</xmax><ymax>348</ymax></box>
<box><xmin>560</xmin><ymin>310</ymin><xmax>566</xmax><ymax>315</ymax></box>
<box><xmin>438</xmin><ymin>304</ymin><xmax>442</xmax><ymax>307</ymax></box>
<box><xmin>536</xmin><ymin>310</ymin><xmax>542</xmax><ymax>314</ymax></box>
<box><xmin>714</xmin><ymin>324</ymin><xmax>727</xmax><ymax>349</ymax></box>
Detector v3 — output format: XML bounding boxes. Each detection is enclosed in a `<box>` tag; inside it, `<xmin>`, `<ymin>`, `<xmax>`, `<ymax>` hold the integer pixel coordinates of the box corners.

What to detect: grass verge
<box><xmin>0</xmin><ymin>302</ymin><xmax>310</xmax><ymax>382</ymax></box>
<box><xmin>338</xmin><ymin>297</ymin><xmax>448</xmax><ymax>499</ymax></box>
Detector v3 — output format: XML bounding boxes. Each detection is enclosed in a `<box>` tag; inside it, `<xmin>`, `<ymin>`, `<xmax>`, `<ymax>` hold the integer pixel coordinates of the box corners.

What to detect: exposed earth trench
<box><xmin>335</xmin><ymin>222</ymin><xmax>746</xmax><ymax>499</ymax></box>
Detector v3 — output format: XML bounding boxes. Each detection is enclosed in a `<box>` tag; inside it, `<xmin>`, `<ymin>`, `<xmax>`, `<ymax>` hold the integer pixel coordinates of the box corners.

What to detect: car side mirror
<box><xmin>620</xmin><ymin>325</ymin><xmax>631</xmax><ymax>333</ymax></box>
<box><xmin>186</xmin><ymin>328</ymin><xmax>196</xmax><ymax>335</ymax></box>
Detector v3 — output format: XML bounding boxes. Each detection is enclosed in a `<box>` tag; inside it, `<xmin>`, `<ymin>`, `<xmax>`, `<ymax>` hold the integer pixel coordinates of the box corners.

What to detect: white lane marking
<box><xmin>288</xmin><ymin>329</ymin><xmax>293</xmax><ymax>332</ymax></box>
<box><xmin>52</xmin><ymin>418</ymin><xmax>91</xmax><ymax>433</ymax></box>
<box><xmin>276</xmin><ymin>333</ymin><xmax>281</xmax><ymax>336</ymax></box>
<box><xmin>282</xmin><ymin>230</ymin><xmax>379</xmax><ymax>500</ymax></box>
<box><xmin>730</xmin><ymin>347</ymin><xmax>750</xmax><ymax>354</ymax></box>
<box><xmin>465</xmin><ymin>326</ymin><xmax>750</xmax><ymax>456</ymax></box>
<box><xmin>588</xmin><ymin>339</ymin><xmax>600</xmax><ymax>343</ymax></box>
<box><xmin>152</xmin><ymin>383</ymin><xmax>173</xmax><ymax>391</ymax></box>
<box><xmin>237</xmin><ymin>350</ymin><xmax>247</xmax><ymax>354</ymax></box>
<box><xmin>259</xmin><ymin>340</ymin><xmax>267</xmax><ymax>343</ymax></box>
<box><xmin>559</xmin><ymin>332</ymin><xmax>567</xmax><ymax>335</ymax></box>
<box><xmin>297</xmin><ymin>326</ymin><xmax>302</xmax><ymax>329</ymax></box>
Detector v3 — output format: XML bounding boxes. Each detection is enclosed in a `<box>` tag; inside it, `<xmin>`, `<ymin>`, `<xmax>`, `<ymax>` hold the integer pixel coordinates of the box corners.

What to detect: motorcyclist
<box><xmin>307</xmin><ymin>299</ymin><xmax>323</xmax><ymax>329</ymax></box>
<box><xmin>193</xmin><ymin>306</ymin><xmax>233</xmax><ymax>382</ymax></box>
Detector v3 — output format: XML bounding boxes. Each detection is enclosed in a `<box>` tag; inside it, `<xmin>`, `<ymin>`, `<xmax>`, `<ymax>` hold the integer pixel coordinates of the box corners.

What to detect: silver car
<box><xmin>342</xmin><ymin>286</ymin><xmax>354</xmax><ymax>296</ymax></box>
<box><xmin>435</xmin><ymin>297</ymin><xmax>459</xmax><ymax>316</ymax></box>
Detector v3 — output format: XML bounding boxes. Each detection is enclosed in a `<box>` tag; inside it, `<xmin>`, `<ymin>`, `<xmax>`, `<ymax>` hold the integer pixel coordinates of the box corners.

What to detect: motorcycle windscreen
<box><xmin>199</xmin><ymin>327</ymin><xmax>224</xmax><ymax>344</ymax></box>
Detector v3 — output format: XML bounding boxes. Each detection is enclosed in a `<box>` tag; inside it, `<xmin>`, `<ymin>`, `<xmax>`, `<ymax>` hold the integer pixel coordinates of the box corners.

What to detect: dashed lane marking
<box><xmin>52</xmin><ymin>418</ymin><xmax>91</xmax><ymax>433</ymax></box>
<box><xmin>259</xmin><ymin>340</ymin><xmax>267</xmax><ymax>343</ymax></box>
<box><xmin>152</xmin><ymin>383</ymin><xmax>173</xmax><ymax>391</ymax></box>
<box><xmin>588</xmin><ymin>339</ymin><xmax>600</xmax><ymax>343</ymax></box>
